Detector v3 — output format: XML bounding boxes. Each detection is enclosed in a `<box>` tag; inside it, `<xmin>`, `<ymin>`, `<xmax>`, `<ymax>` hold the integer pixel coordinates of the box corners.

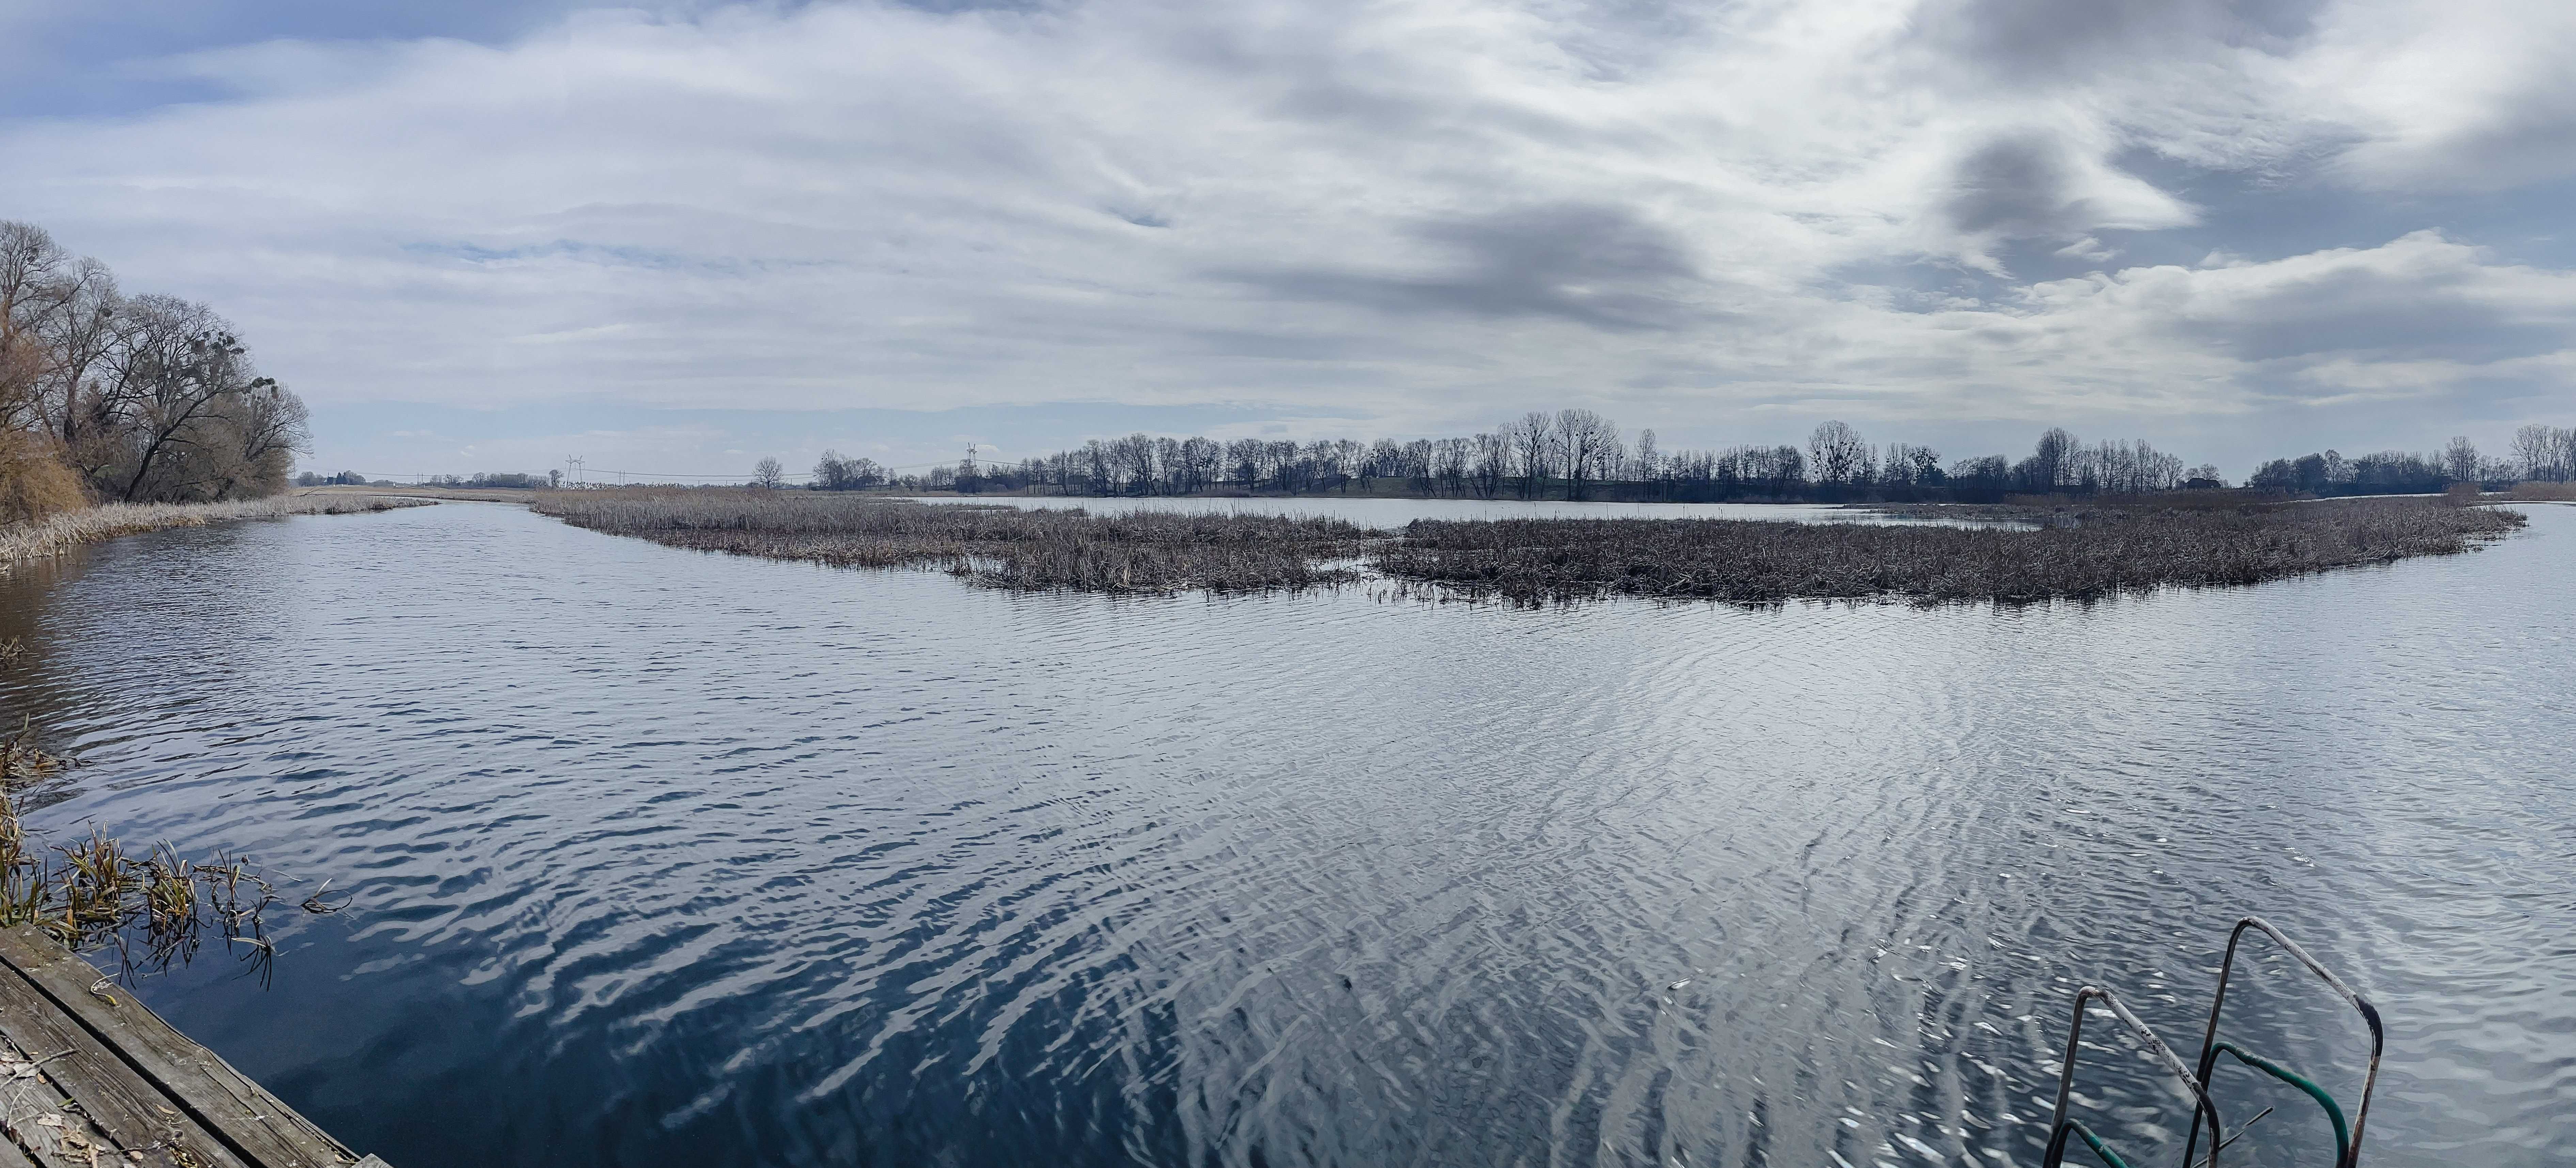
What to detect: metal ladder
<box><xmin>2042</xmin><ymin>916</ymin><xmax>2384</xmax><ymax>1168</ymax></box>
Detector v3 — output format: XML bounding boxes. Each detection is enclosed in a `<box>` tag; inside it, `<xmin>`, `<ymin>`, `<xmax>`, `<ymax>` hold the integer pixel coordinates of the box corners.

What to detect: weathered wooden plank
<box><xmin>0</xmin><ymin>928</ymin><xmax>359</xmax><ymax>1168</ymax></box>
<box><xmin>0</xmin><ymin>959</ymin><xmax>232</xmax><ymax>1168</ymax></box>
<box><xmin>0</xmin><ymin>1124</ymin><xmax>34</xmax><ymax>1168</ymax></box>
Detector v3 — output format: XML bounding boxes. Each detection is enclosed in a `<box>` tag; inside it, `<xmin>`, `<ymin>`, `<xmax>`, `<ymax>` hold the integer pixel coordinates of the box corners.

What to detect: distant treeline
<box><xmin>0</xmin><ymin>220</ymin><xmax>310</xmax><ymax>522</ymax></box>
<box><xmin>293</xmin><ymin>470</ymin><xmax>558</xmax><ymax>489</ymax></box>
<box><xmin>783</xmin><ymin>412</ymin><xmax>2573</xmax><ymax>503</ymax></box>
<box><xmin>801</xmin><ymin>415</ymin><xmax>2230</xmax><ymax>503</ymax></box>
<box><xmin>2249</xmin><ymin>426</ymin><xmax>2576</xmax><ymax>495</ymax></box>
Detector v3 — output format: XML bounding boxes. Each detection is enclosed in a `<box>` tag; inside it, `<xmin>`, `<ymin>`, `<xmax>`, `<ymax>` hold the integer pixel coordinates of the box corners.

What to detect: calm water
<box><xmin>885</xmin><ymin>494</ymin><xmax>2012</xmax><ymax>526</ymax></box>
<box><xmin>0</xmin><ymin>501</ymin><xmax>2567</xmax><ymax>1168</ymax></box>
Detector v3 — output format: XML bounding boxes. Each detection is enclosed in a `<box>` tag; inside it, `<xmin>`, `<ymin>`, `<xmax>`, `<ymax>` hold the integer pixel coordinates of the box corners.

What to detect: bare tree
<box><xmin>35</xmin><ymin>260</ymin><xmax>119</xmax><ymax>462</ymax></box>
<box><xmin>2512</xmin><ymin>423</ymin><xmax>2571</xmax><ymax>483</ymax></box>
<box><xmin>2017</xmin><ymin>427</ymin><xmax>2078</xmax><ymax>492</ymax></box>
<box><xmin>0</xmin><ymin>222</ymin><xmax>68</xmax><ymax>431</ymax></box>
<box><xmin>2442</xmin><ymin>436</ymin><xmax>2480</xmax><ymax>483</ymax></box>
<box><xmin>200</xmin><ymin>379</ymin><xmax>310</xmax><ymax>499</ymax></box>
<box><xmin>101</xmin><ymin>296</ymin><xmax>265</xmax><ymax>501</ymax></box>
<box><xmin>753</xmin><ymin>457</ymin><xmax>785</xmax><ymax>488</ymax></box>
<box><xmin>1807</xmin><ymin>420</ymin><xmax>1872</xmax><ymax>487</ymax></box>
<box><xmin>813</xmin><ymin>450</ymin><xmax>864</xmax><ymax>490</ymax></box>
<box><xmin>1555</xmin><ymin>409</ymin><xmax>1620</xmax><ymax>501</ymax></box>
<box><xmin>1509</xmin><ymin>411</ymin><xmax>1554</xmax><ymax>498</ymax></box>
<box><xmin>1470</xmin><ymin>431</ymin><xmax>1509</xmax><ymax>498</ymax></box>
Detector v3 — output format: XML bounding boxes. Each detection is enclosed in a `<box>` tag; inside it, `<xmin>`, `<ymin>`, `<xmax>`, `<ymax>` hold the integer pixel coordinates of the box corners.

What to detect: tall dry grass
<box><xmin>1375</xmin><ymin>497</ymin><xmax>2527</xmax><ymax>605</ymax></box>
<box><xmin>2507</xmin><ymin>482</ymin><xmax>2576</xmax><ymax>502</ymax></box>
<box><xmin>0</xmin><ymin>432</ymin><xmax>87</xmax><ymax>526</ymax></box>
<box><xmin>533</xmin><ymin>489</ymin><xmax>1375</xmax><ymax>593</ymax></box>
<box><xmin>535</xmin><ymin>489</ymin><xmax>2528</xmax><ymax>604</ymax></box>
<box><xmin>0</xmin><ymin>493</ymin><xmax>428</xmax><ymax>564</ymax></box>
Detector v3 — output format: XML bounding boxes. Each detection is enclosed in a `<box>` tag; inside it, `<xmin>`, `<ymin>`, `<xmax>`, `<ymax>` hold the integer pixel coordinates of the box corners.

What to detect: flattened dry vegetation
<box><xmin>533</xmin><ymin>490</ymin><xmax>1373</xmax><ymax>593</ymax></box>
<box><xmin>0</xmin><ymin>493</ymin><xmax>429</xmax><ymax>565</ymax></box>
<box><xmin>1376</xmin><ymin>498</ymin><xmax>2526</xmax><ymax>604</ymax></box>
<box><xmin>534</xmin><ymin>490</ymin><xmax>2526</xmax><ymax>605</ymax></box>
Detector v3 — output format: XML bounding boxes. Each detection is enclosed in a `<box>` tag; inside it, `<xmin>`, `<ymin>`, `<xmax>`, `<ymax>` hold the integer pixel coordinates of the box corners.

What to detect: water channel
<box><xmin>0</xmin><ymin>500</ymin><xmax>2565</xmax><ymax>1167</ymax></box>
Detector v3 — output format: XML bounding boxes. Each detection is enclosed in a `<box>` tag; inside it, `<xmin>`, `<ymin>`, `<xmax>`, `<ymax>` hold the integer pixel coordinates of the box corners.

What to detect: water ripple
<box><xmin>0</xmin><ymin>502</ymin><xmax>2564</xmax><ymax>1166</ymax></box>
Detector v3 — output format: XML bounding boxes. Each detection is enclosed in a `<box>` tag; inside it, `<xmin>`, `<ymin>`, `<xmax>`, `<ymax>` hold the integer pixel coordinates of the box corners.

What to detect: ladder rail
<box><xmin>2044</xmin><ymin>985</ymin><xmax>2226</xmax><ymax>1168</ymax></box>
<box><xmin>2184</xmin><ymin>917</ymin><xmax>2384</xmax><ymax>1168</ymax></box>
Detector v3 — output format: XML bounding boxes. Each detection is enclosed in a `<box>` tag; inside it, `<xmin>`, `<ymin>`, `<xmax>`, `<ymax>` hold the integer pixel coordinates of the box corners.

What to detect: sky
<box><xmin>4</xmin><ymin>0</ymin><xmax>2573</xmax><ymax>481</ymax></box>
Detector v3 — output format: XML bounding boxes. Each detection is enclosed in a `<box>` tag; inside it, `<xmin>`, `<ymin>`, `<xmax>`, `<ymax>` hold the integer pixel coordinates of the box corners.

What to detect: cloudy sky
<box><xmin>5</xmin><ymin>0</ymin><xmax>2573</xmax><ymax>480</ymax></box>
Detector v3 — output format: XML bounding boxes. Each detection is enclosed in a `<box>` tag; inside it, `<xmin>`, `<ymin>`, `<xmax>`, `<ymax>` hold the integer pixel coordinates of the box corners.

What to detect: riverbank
<box><xmin>0</xmin><ymin>494</ymin><xmax>430</xmax><ymax>565</ymax></box>
<box><xmin>533</xmin><ymin>489</ymin><xmax>2525</xmax><ymax>604</ymax></box>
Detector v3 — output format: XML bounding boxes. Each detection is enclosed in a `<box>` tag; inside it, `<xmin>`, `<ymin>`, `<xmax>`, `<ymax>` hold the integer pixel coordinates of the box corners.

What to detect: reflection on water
<box><xmin>0</xmin><ymin>502</ymin><xmax>2566</xmax><ymax>1168</ymax></box>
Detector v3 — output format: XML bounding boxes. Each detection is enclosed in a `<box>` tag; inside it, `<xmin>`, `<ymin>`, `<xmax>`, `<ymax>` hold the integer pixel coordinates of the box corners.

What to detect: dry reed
<box><xmin>533</xmin><ymin>489</ymin><xmax>1375</xmax><ymax>593</ymax></box>
<box><xmin>533</xmin><ymin>489</ymin><xmax>2528</xmax><ymax>606</ymax></box>
<box><xmin>0</xmin><ymin>733</ymin><xmax>296</xmax><ymax>974</ymax></box>
<box><xmin>1375</xmin><ymin>497</ymin><xmax>2527</xmax><ymax>605</ymax></box>
<box><xmin>0</xmin><ymin>493</ymin><xmax>432</xmax><ymax>565</ymax></box>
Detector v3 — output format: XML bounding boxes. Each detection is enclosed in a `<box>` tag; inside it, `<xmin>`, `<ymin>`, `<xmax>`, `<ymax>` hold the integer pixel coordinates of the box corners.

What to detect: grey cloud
<box><xmin>1214</xmin><ymin>203</ymin><xmax>1710</xmax><ymax>332</ymax></box>
<box><xmin>1945</xmin><ymin>134</ymin><xmax>2088</xmax><ymax>239</ymax></box>
<box><xmin>2190</xmin><ymin>266</ymin><xmax>2569</xmax><ymax>363</ymax></box>
<box><xmin>2341</xmin><ymin>80</ymin><xmax>2576</xmax><ymax>193</ymax></box>
<box><xmin>1920</xmin><ymin>0</ymin><xmax>2324</xmax><ymax>79</ymax></box>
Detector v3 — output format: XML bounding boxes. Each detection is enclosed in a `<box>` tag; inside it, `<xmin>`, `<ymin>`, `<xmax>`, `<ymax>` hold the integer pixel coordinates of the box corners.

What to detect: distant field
<box><xmin>303</xmin><ymin>484</ymin><xmax>540</xmax><ymax>504</ymax></box>
<box><xmin>532</xmin><ymin>488</ymin><xmax>2526</xmax><ymax>604</ymax></box>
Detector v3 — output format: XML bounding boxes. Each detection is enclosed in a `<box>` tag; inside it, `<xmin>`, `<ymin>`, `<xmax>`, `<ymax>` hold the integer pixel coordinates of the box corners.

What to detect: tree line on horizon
<box><xmin>0</xmin><ymin>220</ymin><xmax>310</xmax><ymax>523</ymax></box>
<box><xmin>798</xmin><ymin>414</ymin><xmax>2230</xmax><ymax>503</ymax></box>
<box><xmin>2248</xmin><ymin>427</ymin><xmax>2576</xmax><ymax>495</ymax></box>
<box><xmin>781</xmin><ymin>414</ymin><xmax>2216</xmax><ymax>502</ymax></box>
<box><xmin>781</xmin><ymin>411</ymin><xmax>2574</xmax><ymax>503</ymax></box>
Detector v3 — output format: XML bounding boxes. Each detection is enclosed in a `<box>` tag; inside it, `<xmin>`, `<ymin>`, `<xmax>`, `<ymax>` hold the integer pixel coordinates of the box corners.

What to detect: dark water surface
<box><xmin>0</xmin><ymin>501</ymin><xmax>2567</xmax><ymax>1168</ymax></box>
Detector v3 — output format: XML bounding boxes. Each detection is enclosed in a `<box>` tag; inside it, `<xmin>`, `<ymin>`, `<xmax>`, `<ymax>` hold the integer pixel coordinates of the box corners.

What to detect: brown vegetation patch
<box><xmin>0</xmin><ymin>435</ymin><xmax>85</xmax><ymax>526</ymax></box>
<box><xmin>0</xmin><ymin>493</ymin><xmax>430</xmax><ymax>565</ymax></box>
<box><xmin>532</xmin><ymin>490</ymin><xmax>1376</xmax><ymax>594</ymax></box>
<box><xmin>0</xmin><ymin>735</ymin><xmax>328</xmax><ymax>974</ymax></box>
<box><xmin>1372</xmin><ymin>498</ymin><xmax>2527</xmax><ymax>605</ymax></box>
<box><xmin>535</xmin><ymin>491</ymin><xmax>2528</xmax><ymax>605</ymax></box>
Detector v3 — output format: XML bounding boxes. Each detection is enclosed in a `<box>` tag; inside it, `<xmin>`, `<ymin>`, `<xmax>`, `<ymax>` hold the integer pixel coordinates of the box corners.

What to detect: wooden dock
<box><xmin>0</xmin><ymin>925</ymin><xmax>387</xmax><ymax>1168</ymax></box>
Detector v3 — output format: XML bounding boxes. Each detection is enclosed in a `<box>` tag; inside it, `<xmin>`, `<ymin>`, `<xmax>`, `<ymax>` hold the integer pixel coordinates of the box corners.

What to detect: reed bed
<box><xmin>0</xmin><ymin>493</ymin><xmax>430</xmax><ymax>564</ymax></box>
<box><xmin>533</xmin><ymin>490</ymin><xmax>1376</xmax><ymax>593</ymax></box>
<box><xmin>535</xmin><ymin>490</ymin><xmax>2525</xmax><ymax>604</ymax></box>
<box><xmin>1374</xmin><ymin>497</ymin><xmax>2526</xmax><ymax>605</ymax></box>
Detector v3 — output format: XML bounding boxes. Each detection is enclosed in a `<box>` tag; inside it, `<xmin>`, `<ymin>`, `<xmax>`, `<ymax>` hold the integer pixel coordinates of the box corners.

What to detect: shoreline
<box><xmin>0</xmin><ymin>494</ymin><xmax>431</xmax><ymax>566</ymax></box>
<box><xmin>529</xmin><ymin>489</ymin><xmax>2528</xmax><ymax>605</ymax></box>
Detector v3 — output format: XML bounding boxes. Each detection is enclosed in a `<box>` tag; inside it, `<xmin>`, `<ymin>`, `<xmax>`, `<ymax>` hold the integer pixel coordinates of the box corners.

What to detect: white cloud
<box><xmin>2302</xmin><ymin>0</ymin><xmax>2576</xmax><ymax>190</ymax></box>
<box><xmin>1</xmin><ymin>0</ymin><xmax>2571</xmax><ymax>466</ymax></box>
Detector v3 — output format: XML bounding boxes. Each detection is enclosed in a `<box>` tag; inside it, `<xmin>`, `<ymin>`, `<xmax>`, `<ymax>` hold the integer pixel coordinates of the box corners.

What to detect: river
<box><xmin>0</xmin><ymin>500</ymin><xmax>2565</xmax><ymax>1168</ymax></box>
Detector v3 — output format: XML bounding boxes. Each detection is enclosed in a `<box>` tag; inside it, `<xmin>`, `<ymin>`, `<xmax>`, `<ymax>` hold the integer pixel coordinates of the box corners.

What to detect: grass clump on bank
<box><xmin>1374</xmin><ymin>497</ymin><xmax>2526</xmax><ymax>605</ymax></box>
<box><xmin>532</xmin><ymin>490</ymin><xmax>1375</xmax><ymax>593</ymax></box>
<box><xmin>0</xmin><ymin>758</ymin><xmax>318</xmax><ymax>975</ymax></box>
<box><xmin>0</xmin><ymin>493</ymin><xmax>428</xmax><ymax>565</ymax></box>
